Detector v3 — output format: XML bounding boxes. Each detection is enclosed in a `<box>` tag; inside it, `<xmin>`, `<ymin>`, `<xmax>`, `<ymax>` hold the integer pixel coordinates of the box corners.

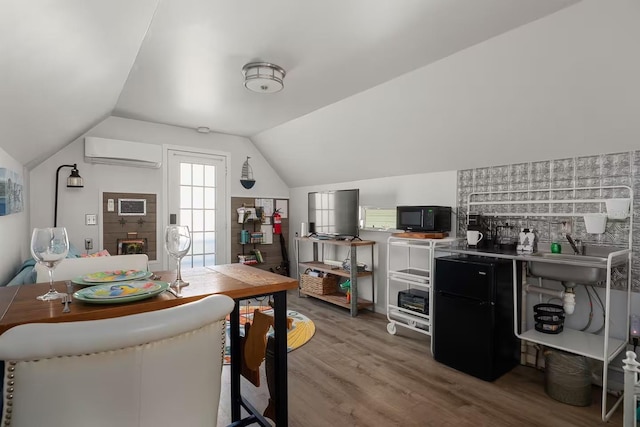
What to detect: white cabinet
<box><xmin>386</xmin><ymin>236</ymin><xmax>458</xmax><ymax>352</ymax></box>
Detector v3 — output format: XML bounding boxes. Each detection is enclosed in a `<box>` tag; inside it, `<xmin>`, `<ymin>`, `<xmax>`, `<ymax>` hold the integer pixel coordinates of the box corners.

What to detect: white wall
<box><xmin>290</xmin><ymin>170</ymin><xmax>457</xmax><ymax>314</ymax></box>
<box><xmin>253</xmin><ymin>0</ymin><xmax>640</xmax><ymax>188</ymax></box>
<box><xmin>30</xmin><ymin>116</ymin><xmax>289</xmax><ymax>269</ymax></box>
<box><xmin>0</xmin><ymin>147</ymin><xmax>29</xmax><ymax>285</ymax></box>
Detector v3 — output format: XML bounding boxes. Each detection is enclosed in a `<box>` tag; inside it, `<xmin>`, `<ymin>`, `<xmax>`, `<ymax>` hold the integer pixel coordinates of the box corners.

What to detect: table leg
<box><xmin>273</xmin><ymin>291</ymin><xmax>288</xmax><ymax>426</ymax></box>
<box><xmin>230</xmin><ymin>302</ymin><xmax>241</xmax><ymax>422</ymax></box>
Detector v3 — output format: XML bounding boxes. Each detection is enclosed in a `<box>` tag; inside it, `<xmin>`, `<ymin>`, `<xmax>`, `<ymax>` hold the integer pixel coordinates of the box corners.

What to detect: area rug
<box><xmin>224</xmin><ymin>306</ymin><xmax>315</xmax><ymax>364</ymax></box>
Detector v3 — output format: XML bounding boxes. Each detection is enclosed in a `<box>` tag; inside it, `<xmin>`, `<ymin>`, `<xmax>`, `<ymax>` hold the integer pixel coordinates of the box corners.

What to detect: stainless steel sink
<box><xmin>527</xmin><ymin>253</ymin><xmax>608</xmax><ymax>284</ymax></box>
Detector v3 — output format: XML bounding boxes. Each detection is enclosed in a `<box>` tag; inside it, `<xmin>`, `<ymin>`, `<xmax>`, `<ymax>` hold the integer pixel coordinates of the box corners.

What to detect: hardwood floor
<box><xmin>218</xmin><ymin>291</ymin><xmax>622</xmax><ymax>426</ymax></box>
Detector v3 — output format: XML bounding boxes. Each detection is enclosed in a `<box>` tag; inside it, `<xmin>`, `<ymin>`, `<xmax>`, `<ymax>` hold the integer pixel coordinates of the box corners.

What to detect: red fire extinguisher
<box><xmin>273</xmin><ymin>210</ymin><xmax>282</xmax><ymax>235</ymax></box>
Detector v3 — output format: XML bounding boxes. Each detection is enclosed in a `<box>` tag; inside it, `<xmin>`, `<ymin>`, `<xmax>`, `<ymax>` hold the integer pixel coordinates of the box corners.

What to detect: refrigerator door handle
<box><xmin>436</xmin><ymin>291</ymin><xmax>488</xmax><ymax>305</ymax></box>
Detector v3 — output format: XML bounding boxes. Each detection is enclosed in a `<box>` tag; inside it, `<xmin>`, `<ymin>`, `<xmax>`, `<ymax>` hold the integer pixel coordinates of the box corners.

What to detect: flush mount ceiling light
<box><xmin>242</xmin><ymin>62</ymin><xmax>286</xmax><ymax>93</ymax></box>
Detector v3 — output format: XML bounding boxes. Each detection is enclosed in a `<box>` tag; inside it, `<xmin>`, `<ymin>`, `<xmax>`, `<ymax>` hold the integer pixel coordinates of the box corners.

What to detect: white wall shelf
<box><xmin>467</xmin><ymin>185</ymin><xmax>633</xmax><ymax>221</ymax></box>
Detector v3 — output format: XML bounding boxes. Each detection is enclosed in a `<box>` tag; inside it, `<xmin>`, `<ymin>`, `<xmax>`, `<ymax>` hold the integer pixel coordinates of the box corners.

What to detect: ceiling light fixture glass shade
<box><xmin>242</xmin><ymin>62</ymin><xmax>286</xmax><ymax>93</ymax></box>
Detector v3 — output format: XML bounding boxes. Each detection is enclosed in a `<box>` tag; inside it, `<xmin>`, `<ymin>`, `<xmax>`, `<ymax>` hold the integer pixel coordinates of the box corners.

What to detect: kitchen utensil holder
<box><xmin>605</xmin><ymin>198</ymin><xmax>630</xmax><ymax>220</ymax></box>
<box><xmin>583</xmin><ymin>213</ymin><xmax>607</xmax><ymax>234</ymax></box>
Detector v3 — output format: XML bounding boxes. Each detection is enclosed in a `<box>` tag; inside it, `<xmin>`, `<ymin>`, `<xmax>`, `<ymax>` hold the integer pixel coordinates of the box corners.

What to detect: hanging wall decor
<box><xmin>241</xmin><ymin>156</ymin><xmax>256</xmax><ymax>189</ymax></box>
<box><xmin>0</xmin><ymin>167</ymin><xmax>24</xmax><ymax>216</ymax></box>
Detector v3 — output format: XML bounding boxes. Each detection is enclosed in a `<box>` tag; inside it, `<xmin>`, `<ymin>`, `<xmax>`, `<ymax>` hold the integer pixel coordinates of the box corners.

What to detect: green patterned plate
<box><xmin>72</xmin><ymin>270</ymin><xmax>152</xmax><ymax>286</ymax></box>
<box><xmin>73</xmin><ymin>281</ymin><xmax>169</xmax><ymax>304</ymax></box>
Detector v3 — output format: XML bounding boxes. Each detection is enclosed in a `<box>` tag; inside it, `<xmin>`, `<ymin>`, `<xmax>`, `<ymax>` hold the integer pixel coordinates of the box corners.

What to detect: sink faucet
<box><xmin>565</xmin><ymin>234</ymin><xmax>584</xmax><ymax>255</ymax></box>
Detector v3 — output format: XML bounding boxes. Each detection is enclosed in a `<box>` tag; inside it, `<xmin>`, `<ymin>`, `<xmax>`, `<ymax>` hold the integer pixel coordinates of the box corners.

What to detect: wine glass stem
<box><xmin>176</xmin><ymin>258</ymin><xmax>182</xmax><ymax>282</ymax></box>
<box><xmin>48</xmin><ymin>268</ymin><xmax>55</xmax><ymax>292</ymax></box>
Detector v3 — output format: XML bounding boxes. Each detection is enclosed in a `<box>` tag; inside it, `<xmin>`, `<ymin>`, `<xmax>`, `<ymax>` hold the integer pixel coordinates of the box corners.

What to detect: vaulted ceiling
<box><xmin>1</xmin><ymin>0</ymin><xmax>585</xmax><ymax>181</ymax></box>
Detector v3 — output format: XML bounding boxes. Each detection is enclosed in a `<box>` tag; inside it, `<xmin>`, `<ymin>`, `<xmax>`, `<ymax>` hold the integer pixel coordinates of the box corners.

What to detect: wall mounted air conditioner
<box><xmin>84</xmin><ymin>137</ymin><xmax>162</xmax><ymax>169</ymax></box>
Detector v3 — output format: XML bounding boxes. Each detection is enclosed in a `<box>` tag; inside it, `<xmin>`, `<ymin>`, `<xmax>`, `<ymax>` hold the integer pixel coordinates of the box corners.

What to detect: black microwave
<box><xmin>396</xmin><ymin>206</ymin><xmax>452</xmax><ymax>232</ymax></box>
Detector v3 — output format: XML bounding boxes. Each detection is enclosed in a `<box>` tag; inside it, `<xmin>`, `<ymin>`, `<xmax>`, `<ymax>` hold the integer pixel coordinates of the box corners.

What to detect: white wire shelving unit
<box><xmin>385</xmin><ymin>236</ymin><xmax>459</xmax><ymax>354</ymax></box>
<box><xmin>465</xmin><ymin>185</ymin><xmax>633</xmax><ymax>422</ymax></box>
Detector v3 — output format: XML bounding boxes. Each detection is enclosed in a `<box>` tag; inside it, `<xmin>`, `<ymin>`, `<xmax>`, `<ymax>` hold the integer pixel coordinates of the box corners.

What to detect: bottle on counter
<box><xmin>517</xmin><ymin>228</ymin><xmax>535</xmax><ymax>252</ymax></box>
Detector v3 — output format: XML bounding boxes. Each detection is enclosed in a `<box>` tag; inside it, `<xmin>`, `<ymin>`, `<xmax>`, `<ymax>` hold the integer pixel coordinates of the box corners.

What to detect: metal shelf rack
<box><xmin>464</xmin><ymin>185</ymin><xmax>633</xmax><ymax>422</ymax></box>
<box><xmin>386</xmin><ymin>236</ymin><xmax>459</xmax><ymax>354</ymax></box>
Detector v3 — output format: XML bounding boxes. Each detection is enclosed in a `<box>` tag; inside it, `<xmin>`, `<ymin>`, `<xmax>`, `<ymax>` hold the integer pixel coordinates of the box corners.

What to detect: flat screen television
<box><xmin>308</xmin><ymin>189</ymin><xmax>359</xmax><ymax>238</ymax></box>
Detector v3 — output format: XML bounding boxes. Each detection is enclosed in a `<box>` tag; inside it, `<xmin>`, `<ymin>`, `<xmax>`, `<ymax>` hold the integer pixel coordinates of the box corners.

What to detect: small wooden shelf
<box><xmin>299</xmin><ymin>289</ymin><xmax>374</xmax><ymax>310</ymax></box>
<box><xmin>298</xmin><ymin>261</ymin><xmax>372</xmax><ymax>278</ymax></box>
<box><xmin>296</xmin><ymin>237</ymin><xmax>376</xmax><ymax>317</ymax></box>
<box><xmin>295</xmin><ymin>237</ymin><xmax>376</xmax><ymax>247</ymax></box>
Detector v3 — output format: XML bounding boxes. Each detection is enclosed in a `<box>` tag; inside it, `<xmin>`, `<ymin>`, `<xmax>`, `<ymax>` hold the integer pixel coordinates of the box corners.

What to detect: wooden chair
<box><xmin>34</xmin><ymin>254</ymin><xmax>149</xmax><ymax>283</ymax></box>
<box><xmin>0</xmin><ymin>294</ymin><xmax>234</xmax><ymax>427</ymax></box>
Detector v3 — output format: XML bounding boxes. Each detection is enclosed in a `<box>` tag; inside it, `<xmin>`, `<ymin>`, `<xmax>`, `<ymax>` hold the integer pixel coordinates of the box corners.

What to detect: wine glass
<box><xmin>30</xmin><ymin>227</ymin><xmax>69</xmax><ymax>301</ymax></box>
<box><xmin>165</xmin><ymin>225</ymin><xmax>191</xmax><ymax>295</ymax></box>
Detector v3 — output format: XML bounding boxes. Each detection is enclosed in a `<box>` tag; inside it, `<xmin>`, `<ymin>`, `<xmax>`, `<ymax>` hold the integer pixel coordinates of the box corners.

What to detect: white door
<box><xmin>167</xmin><ymin>150</ymin><xmax>228</xmax><ymax>267</ymax></box>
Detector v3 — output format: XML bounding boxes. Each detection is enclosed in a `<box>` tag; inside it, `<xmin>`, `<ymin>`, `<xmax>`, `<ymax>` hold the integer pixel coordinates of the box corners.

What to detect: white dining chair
<box><xmin>34</xmin><ymin>253</ymin><xmax>149</xmax><ymax>283</ymax></box>
<box><xmin>0</xmin><ymin>293</ymin><xmax>235</xmax><ymax>427</ymax></box>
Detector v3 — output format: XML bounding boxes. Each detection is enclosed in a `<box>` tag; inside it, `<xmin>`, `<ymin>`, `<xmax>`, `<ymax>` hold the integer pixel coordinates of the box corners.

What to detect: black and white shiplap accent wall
<box><xmin>457</xmin><ymin>151</ymin><xmax>639</xmax><ymax>291</ymax></box>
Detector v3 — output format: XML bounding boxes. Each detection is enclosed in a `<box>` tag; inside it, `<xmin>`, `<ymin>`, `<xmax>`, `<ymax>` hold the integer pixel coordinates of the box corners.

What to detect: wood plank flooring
<box><xmin>218</xmin><ymin>291</ymin><xmax>622</xmax><ymax>426</ymax></box>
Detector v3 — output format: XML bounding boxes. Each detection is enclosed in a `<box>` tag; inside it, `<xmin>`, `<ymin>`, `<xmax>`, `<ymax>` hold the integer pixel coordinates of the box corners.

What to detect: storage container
<box><xmin>605</xmin><ymin>198</ymin><xmax>630</xmax><ymax>220</ymax></box>
<box><xmin>534</xmin><ymin>303</ymin><xmax>564</xmax><ymax>334</ymax></box>
<box><xmin>299</xmin><ymin>271</ymin><xmax>338</xmax><ymax>295</ymax></box>
<box><xmin>544</xmin><ymin>349</ymin><xmax>592</xmax><ymax>407</ymax></box>
<box><xmin>583</xmin><ymin>213</ymin><xmax>607</xmax><ymax>234</ymax></box>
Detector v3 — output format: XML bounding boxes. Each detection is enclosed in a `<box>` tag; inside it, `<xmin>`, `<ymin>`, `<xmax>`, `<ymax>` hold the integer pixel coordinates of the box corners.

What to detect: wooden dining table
<box><xmin>0</xmin><ymin>263</ymin><xmax>298</xmax><ymax>427</ymax></box>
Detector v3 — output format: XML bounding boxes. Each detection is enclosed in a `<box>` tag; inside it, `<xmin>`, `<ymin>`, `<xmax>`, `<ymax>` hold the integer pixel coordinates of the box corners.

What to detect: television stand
<box><xmin>295</xmin><ymin>237</ymin><xmax>375</xmax><ymax>317</ymax></box>
<box><xmin>335</xmin><ymin>235</ymin><xmax>361</xmax><ymax>242</ymax></box>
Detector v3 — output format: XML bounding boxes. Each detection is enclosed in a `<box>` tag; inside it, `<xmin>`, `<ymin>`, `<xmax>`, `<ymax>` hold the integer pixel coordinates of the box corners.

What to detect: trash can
<box><xmin>544</xmin><ymin>349</ymin><xmax>592</xmax><ymax>406</ymax></box>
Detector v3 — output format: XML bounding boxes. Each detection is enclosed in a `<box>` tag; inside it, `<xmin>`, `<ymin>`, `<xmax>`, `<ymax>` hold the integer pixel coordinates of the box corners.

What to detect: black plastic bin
<box><xmin>534</xmin><ymin>303</ymin><xmax>564</xmax><ymax>334</ymax></box>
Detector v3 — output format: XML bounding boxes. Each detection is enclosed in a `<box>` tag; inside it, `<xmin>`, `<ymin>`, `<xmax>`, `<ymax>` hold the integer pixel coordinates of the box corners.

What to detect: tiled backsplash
<box><xmin>457</xmin><ymin>151</ymin><xmax>638</xmax><ymax>291</ymax></box>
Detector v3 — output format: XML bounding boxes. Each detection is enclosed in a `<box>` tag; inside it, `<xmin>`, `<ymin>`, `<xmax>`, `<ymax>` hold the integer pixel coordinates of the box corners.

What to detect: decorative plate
<box><xmin>78</xmin><ymin>270</ymin><xmax>152</xmax><ymax>284</ymax></box>
<box><xmin>73</xmin><ymin>281</ymin><xmax>169</xmax><ymax>304</ymax></box>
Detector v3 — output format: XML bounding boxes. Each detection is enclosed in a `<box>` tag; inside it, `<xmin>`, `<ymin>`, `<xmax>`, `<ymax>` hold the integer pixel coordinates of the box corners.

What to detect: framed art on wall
<box><xmin>0</xmin><ymin>167</ymin><xmax>24</xmax><ymax>216</ymax></box>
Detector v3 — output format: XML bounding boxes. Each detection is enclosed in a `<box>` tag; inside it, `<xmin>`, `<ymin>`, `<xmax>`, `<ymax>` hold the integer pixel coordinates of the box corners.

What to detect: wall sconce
<box><xmin>240</xmin><ymin>157</ymin><xmax>256</xmax><ymax>189</ymax></box>
<box><xmin>54</xmin><ymin>163</ymin><xmax>84</xmax><ymax>227</ymax></box>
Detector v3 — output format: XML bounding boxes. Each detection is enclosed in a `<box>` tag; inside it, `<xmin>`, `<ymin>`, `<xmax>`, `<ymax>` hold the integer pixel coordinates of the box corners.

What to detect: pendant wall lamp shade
<box><xmin>242</xmin><ymin>62</ymin><xmax>286</xmax><ymax>93</ymax></box>
<box><xmin>54</xmin><ymin>164</ymin><xmax>83</xmax><ymax>227</ymax></box>
<box><xmin>67</xmin><ymin>167</ymin><xmax>83</xmax><ymax>187</ymax></box>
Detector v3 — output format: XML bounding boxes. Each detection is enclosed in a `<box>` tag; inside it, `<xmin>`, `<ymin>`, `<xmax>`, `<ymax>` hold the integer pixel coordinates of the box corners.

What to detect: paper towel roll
<box><xmin>300</xmin><ymin>222</ymin><xmax>308</xmax><ymax>237</ymax></box>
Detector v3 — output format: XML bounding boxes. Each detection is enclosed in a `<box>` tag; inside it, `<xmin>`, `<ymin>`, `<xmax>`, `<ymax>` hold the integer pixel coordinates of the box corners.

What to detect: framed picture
<box><xmin>0</xmin><ymin>167</ymin><xmax>24</xmax><ymax>216</ymax></box>
<box><xmin>118</xmin><ymin>198</ymin><xmax>146</xmax><ymax>216</ymax></box>
<box><xmin>117</xmin><ymin>238</ymin><xmax>148</xmax><ymax>255</ymax></box>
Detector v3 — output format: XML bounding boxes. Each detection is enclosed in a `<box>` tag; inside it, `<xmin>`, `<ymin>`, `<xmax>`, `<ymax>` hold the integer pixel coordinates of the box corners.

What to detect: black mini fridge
<box><xmin>433</xmin><ymin>255</ymin><xmax>520</xmax><ymax>381</ymax></box>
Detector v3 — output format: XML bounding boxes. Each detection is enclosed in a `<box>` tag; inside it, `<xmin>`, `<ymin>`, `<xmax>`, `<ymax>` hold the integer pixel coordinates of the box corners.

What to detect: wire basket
<box><xmin>534</xmin><ymin>303</ymin><xmax>565</xmax><ymax>334</ymax></box>
<box><xmin>300</xmin><ymin>271</ymin><xmax>338</xmax><ymax>295</ymax></box>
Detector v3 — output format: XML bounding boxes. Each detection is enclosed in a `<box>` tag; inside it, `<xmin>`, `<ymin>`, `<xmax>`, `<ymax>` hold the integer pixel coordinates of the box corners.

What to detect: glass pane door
<box><xmin>168</xmin><ymin>150</ymin><xmax>228</xmax><ymax>267</ymax></box>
